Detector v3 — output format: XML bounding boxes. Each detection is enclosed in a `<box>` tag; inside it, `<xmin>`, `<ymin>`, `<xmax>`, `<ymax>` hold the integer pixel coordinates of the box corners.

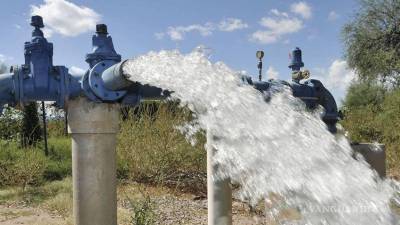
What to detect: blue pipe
<box><xmin>0</xmin><ymin>16</ymin><xmax>338</xmax><ymax>135</ymax></box>
<box><xmin>0</xmin><ymin>16</ymin><xmax>154</xmax><ymax>113</ymax></box>
<box><xmin>245</xmin><ymin>48</ymin><xmax>340</xmax><ymax>133</ymax></box>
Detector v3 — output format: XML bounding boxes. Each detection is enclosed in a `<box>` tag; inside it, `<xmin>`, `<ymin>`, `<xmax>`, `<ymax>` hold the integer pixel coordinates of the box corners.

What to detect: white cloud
<box><xmin>42</xmin><ymin>27</ymin><xmax>54</xmax><ymax>38</ymax></box>
<box><xmin>154</xmin><ymin>32</ymin><xmax>165</xmax><ymax>40</ymax></box>
<box><xmin>0</xmin><ymin>54</ymin><xmax>13</xmax><ymax>63</ymax></box>
<box><xmin>250</xmin><ymin>10</ymin><xmax>303</xmax><ymax>44</ymax></box>
<box><xmin>14</xmin><ymin>24</ymin><xmax>21</xmax><ymax>29</ymax></box>
<box><xmin>328</xmin><ymin>11</ymin><xmax>339</xmax><ymax>21</ymax></box>
<box><xmin>270</xmin><ymin>9</ymin><xmax>289</xmax><ymax>18</ymax></box>
<box><xmin>259</xmin><ymin>16</ymin><xmax>303</xmax><ymax>35</ymax></box>
<box><xmin>218</xmin><ymin>18</ymin><xmax>248</xmax><ymax>32</ymax></box>
<box><xmin>157</xmin><ymin>17</ymin><xmax>248</xmax><ymax>41</ymax></box>
<box><xmin>30</xmin><ymin>0</ymin><xmax>101</xmax><ymax>37</ymax></box>
<box><xmin>290</xmin><ymin>2</ymin><xmax>312</xmax><ymax>19</ymax></box>
<box><xmin>69</xmin><ymin>66</ymin><xmax>86</xmax><ymax>76</ymax></box>
<box><xmin>165</xmin><ymin>23</ymin><xmax>214</xmax><ymax>41</ymax></box>
<box><xmin>266</xmin><ymin>66</ymin><xmax>279</xmax><ymax>79</ymax></box>
<box><xmin>313</xmin><ymin>60</ymin><xmax>356</xmax><ymax>101</ymax></box>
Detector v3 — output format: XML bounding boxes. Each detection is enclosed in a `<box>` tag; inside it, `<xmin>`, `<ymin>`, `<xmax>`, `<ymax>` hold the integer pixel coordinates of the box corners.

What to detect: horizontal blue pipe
<box><xmin>101</xmin><ymin>61</ymin><xmax>169</xmax><ymax>99</ymax></box>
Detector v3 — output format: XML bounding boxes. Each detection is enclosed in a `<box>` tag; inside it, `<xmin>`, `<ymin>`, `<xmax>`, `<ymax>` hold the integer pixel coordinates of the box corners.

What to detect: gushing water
<box><xmin>123</xmin><ymin>49</ymin><xmax>399</xmax><ymax>224</ymax></box>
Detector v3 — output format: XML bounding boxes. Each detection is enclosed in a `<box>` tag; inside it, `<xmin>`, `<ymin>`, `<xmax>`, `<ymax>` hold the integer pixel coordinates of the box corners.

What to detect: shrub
<box><xmin>47</xmin><ymin>119</ymin><xmax>67</xmax><ymax>138</ymax></box>
<box><xmin>43</xmin><ymin>192</ymin><xmax>72</xmax><ymax>216</ymax></box>
<box><xmin>44</xmin><ymin>138</ymin><xmax>71</xmax><ymax>181</ymax></box>
<box><xmin>0</xmin><ymin>145</ymin><xmax>47</xmax><ymax>189</ymax></box>
<box><xmin>21</xmin><ymin>102</ymin><xmax>42</xmax><ymax>147</ymax></box>
<box><xmin>0</xmin><ymin>137</ymin><xmax>71</xmax><ymax>187</ymax></box>
<box><xmin>129</xmin><ymin>195</ymin><xmax>156</xmax><ymax>225</ymax></box>
<box><xmin>117</xmin><ymin>101</ymin><xmax>206</xmax><ymax>192</ymax></box>
<box><xmin>377</xmin><ymin>89</ymin><xmax>400</xmax><ymax>178</ymax></box>
<box><xmin>342</xmin><ymin>82</ymin><xmax>400</xmax><ymax>178</ymax></box>
<box><xmin>0</xmin><ymin>107</ymin><xmax>22</xmax><ymax>140</ymax></box>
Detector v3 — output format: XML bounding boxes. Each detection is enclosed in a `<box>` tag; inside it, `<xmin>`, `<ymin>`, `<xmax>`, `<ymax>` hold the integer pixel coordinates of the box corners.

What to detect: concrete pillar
<box><xmin>207</xmin><ymin>133</ymin><xmax>232</xmax><ymax>225</ymax></box>
<box><xmin>68</xmin><ymin>98</ymin><xmax>119</xmax><ymax>225</ymax></box>
<box><xmin>351</xmin><ymin>143</ymin><xmax>386</xmax><ymax>178</ymax></box>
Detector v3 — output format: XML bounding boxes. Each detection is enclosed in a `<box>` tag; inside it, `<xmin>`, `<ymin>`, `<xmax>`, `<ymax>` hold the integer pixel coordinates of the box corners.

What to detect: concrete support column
<box><xmin>207</xmin><ymin>133</ymin><xmax>232</xmax><ymax>225</ymax></box>
<box><xmin>351</xmin><ymin>143</ymin><xmax>386</xmax><ymax>178</ymax></box>
<box><xmin>68</xmin><ymin>98</ymin><xmax>119</xmax><ymax>225</ymax></box>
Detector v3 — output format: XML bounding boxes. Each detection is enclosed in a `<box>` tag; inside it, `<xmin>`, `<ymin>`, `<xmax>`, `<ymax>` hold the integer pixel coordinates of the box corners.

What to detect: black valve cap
<box><xmin>96</xmin><ymin>24</ymin><xmax>108</xmax><ymax>34</ymax></box>
<box><xmin>31</xmin><ymin>15</ymin><xmax>44</xmax><ymax>28</ymax></box>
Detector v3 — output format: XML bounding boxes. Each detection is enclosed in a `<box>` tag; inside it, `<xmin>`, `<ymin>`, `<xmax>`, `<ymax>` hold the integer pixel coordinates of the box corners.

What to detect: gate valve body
<box><xmin>243</xmin><ymin>47</ymin><xmax>340</xmax><ymax>133</ymax></box>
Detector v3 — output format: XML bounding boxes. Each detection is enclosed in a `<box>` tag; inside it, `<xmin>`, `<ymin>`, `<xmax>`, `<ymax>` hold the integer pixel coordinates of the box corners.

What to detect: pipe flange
<box><xmin>82</xmin><ymin>70</ymin><xmax>101</xmax><ymax>102</ymax></box>
<box><xmin>88</xmin><ymin>60</ymin><xmax>126</xmax><ymax>102</ymax></box>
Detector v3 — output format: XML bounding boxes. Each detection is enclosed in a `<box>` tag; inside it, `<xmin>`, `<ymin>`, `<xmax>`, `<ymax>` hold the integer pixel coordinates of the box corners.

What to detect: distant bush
<box><xmin>13</xmin><ymin>149</ymin><xmax>47</xmax><ymax>190</ymax></box>
<box><xmin>21</xmin><ymin>102</ymin><xmax>42</xmax><ymax>147</ymax></box>
<box><xmin>0</xmin><ymin>137</ymin><xmax>71</xmax><ymax>188</ymax></box>
<box><xmin>47</xmin><ymin>119</ymin><xmax>67</xmax><ymax>138</ymax></box>
<box><xmin>0</xmin><ymin>106</ymin><xmax>22</xmax><ymax>140</ymax></box>
<box><xmin>0</xmin><ymin>142</ymin><xmax>47</xmax><ymax>189</ymax></box>
<box><xmin>117</xmin><ymin>101</ymin><xmax>206</xmax><ymax>193</ymax></box>
<box><xmin>43</xmin><ymin>138</ymin><xmax>71</xmax><ymax>180</ymax></box>
<box><xmin>377</xmin><ymin>89</ymin><xmax>400</xmax><ymax>178</ymax></box>
<box><xmin>342</xmin><ymin>82</ymin><xmax>400</xmax><ymax>178</ymax></box>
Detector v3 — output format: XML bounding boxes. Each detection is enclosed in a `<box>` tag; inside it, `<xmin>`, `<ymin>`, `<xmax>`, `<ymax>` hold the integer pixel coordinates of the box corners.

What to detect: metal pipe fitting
<box><xmin>101</xmin><ymin>60</ymin><xmax>132</xmax><ymax>91</ymax></box>
<box><xmin>100</xmin><ymin>60</ymin><xmax>170</xmax><ymax>100</ymax></box>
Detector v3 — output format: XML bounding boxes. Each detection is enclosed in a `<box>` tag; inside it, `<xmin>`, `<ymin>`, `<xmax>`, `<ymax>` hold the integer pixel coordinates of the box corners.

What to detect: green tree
<box><xmin>341</xmin><ymin>81</ymin><xmax>385</xmax><ymax>142</ymax></box>
<box><xmin>0</xmin><ymin>107</ymin><xmax>22</xmax><ymax>140</ymax></box>
<box><xmin>377</xmin><ymin>89</ymin><xmax>400</xmax><ymax>176</ymax></box>
<box><xmin>0</xmin><ymin>62</ymin><xmax>22</xmax><ymax>140</ymax></box>
<box><xmin>342</xmin><ymin>0</ymin><xmax>400</xmax><ymax>85</ymax></box>
<box><xmin>21</xmin><ymin>102</ymin><xmax>42</xmax><ymax>147</ymax></box>
<box><xmin>344</xmin><ymin>81</ymin><xmax>386</xmax><ymax>108</ymax></box>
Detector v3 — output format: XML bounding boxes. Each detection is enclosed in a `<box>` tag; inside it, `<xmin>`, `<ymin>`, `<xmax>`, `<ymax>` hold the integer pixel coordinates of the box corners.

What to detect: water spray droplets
<box><xmin>123</xmin><ymin>49</ymin><xmax>398</xmax><ymax>225</ymax></box>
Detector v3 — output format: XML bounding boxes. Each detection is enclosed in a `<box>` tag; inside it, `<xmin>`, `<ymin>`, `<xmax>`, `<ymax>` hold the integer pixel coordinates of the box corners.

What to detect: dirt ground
<box><xmin>0</xmin><ymin>199</ymin><xmax>266</xmax><ymax>225</ymax></box>
<box><xmin>0</xmin><ymin>183</ymin><xmax>398</xmax><ymax>225</ymax></box>
<box><xmin>0</xmin><ymin>183</ymin><xmax>270</xmax><ymax>225</ymax></box>
<box><xmin>0</xmin><ymin>204</ymin><xmax>66</xmax><ymax>225</ymax></box>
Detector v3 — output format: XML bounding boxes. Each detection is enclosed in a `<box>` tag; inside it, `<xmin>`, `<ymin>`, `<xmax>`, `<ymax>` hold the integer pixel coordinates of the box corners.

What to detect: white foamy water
<box><xmin>123</xmin><ymin>49</ymin><xmax>399</xmax><ymax>224</ymax></box>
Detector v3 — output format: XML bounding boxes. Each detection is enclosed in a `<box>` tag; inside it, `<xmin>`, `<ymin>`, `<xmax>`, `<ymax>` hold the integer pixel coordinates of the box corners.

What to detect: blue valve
<box><xmin>243</xmin><ymin>47</ymin><xmax>339</xmax><ymax>133</ymax></box>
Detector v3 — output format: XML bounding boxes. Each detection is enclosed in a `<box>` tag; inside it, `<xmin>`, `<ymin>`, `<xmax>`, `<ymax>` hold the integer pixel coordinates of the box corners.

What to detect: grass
<box><xmin>0</xmin><ymin>136</ymin><xmax>71</xmax><ymax>186</ymax></box>
<box><xmin>43</xmin><ymin>192</ymin><xmax>72</xmax><ymax>216</ymax></box>
<box><xmin>0</xmin><ymin>177</ymin><xmax>72</xmax><ymax>207</ymax></box>
<box><xmin>44</xmin><ymin>138</ymin><xmax>71</xmax><ymax>181</ymax></box>
<box><xmin>0</xmin><ymin>177</ymin><xmax>73</xmax><ymax>224</ymax></box>
<box><xmin>0</xmin><ymin>178</ymin><xmax>161</xmax><ymax>225</ymax></box>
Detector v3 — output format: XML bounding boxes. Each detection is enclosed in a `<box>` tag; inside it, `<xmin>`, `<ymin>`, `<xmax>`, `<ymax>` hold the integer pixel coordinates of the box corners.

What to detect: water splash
<box><xmin>123</xmin><ymin>49</ymin><xmax>399</xmax><ymax>224</ymax></box>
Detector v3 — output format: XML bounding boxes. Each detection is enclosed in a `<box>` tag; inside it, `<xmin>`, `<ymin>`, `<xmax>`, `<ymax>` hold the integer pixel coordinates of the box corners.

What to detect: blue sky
<box><xmin>0</xmin><ymin>0</ymin><xmax>359</xmax><ymax>103</ymax></box>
